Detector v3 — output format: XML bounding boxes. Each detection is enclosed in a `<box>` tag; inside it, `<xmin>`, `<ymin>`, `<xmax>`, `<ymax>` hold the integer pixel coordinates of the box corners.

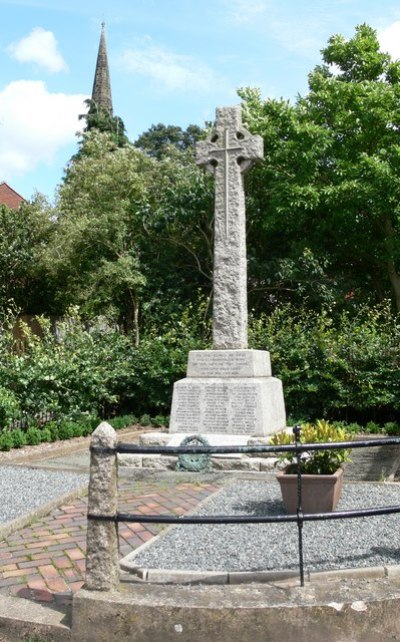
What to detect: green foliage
<box><xmin>79</xmin><ymin>98</ymin><xmax>129</xmax><ymax>148</ymax></box>
<box><xmin>71</xmin><ymin>423</ymin><xmax>84</xmax><ymax>438</ymax></box>
<box><xmin>344</xmin><ymin>422</ymin><xmax>362</xmax><ymax>434</ymax></box>
<box><xmin>0</xmin><ymin>309</ymin><xmax>127</xmax><ymax>420</ymax></box>
<box><xmin>81</xmin><ymin>421</ymin><xmax>95</xmax><ymax>437</ymax></box>
<box><xmin>384</xmin><ymin>422</ymin><xmax>400</xmax><ymax>435</ymax></box>
<box><xmin>0</xmin><ymin>299</ymin><xmax>210</xmax><ymax>435</ymax></box>
<box><xmin>11</xmin><ymin>428</ymin><xmax>27</xmax><ymax>448</ymax></box>
<box><xmin>135</xmin><ymin>123</ymin><xmax>204</xmax><ymax>159</ymax></box>
<box><xmin>40</xmin><ymin>427</ymin><xmax>52</xmax><ymax>442</ymax></box>
<box><xmin>47</xmin><ymin>422</ymin><xmax>59</xmax><ymax>442</ymax></box>
<box><xmin>153</xmin><ymin>414</ymin><xmax>169</xmax><ymax>427</ymax></box>
<box><xmin>364</xmin><ymin>421</ymin><xmax>381</xmax><ymax>434</ymax></box>
<box><xmin>0</xmin><ymin>432</ymin><xmax>13</xmax><ymax>451</ymax></box>
<box><xmin>50</xmin><ymin>130</ymin><xmax>214</xmax><ymax>338</ymax></box>
<box><xmin>108</xmin><ymin>415</ymin><xmax>137</xmax><ymax>430</ymax></box>
<box><xmin>139</xmin><ymin>413</ymin><xmax>151</xmax><ymax>426</ymax></box>
<box><xmin>0</xmin><ymin>387</ymin><xmax>21</xmax><ymax>428</ymax></box>
<box><xmin>57</xmin><ymin>422</ymin><xmax>76</xmax><ymax>441</ymax></box>
<box><xmin>270</xmin><ymin>420</ymin><xmax>352</xmax><ymax>474</ymax></box>
<box><xmin>26</xmin><ymin>427</ymin><xmax>42</xmax><ymax>446</ymax></box>
<box><xmin>0</xmin><ymin>198</ymin><xmax>56</xmax><ymax>316</ymax></box>
<box><xmin>240</xmin><ymin>24</ymin><xmax>400</xmax><ymax>313</ymax></box>
<box><xmin>249</xmin><ymin>302</ymin><xmax>400</xmax><ymax>421</ymax></box>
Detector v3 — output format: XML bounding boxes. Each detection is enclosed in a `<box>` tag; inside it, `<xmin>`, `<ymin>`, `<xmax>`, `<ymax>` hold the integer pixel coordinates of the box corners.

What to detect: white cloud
<box><xmin>120</xmin><ymin>38</ymin><xmax>217</xmax><ymax>92</ymax></box>
<box><xmin>221</xmin><ymin>0</ymin><xmax>269</xmax><ymax>25</ymax></box>
<box><xmin>8</xmin><ymin>28</ymin><xmax>68</xmax><ymax>73</ymax></box>
<box><xmin>0</xmin><ymin>80</ymin><xmax>86</xmax><ymax>179</ymax></box>
<box><xmin>378</xmin><ymin>22</ymin><xmax>400</xmax><ymax>61</ymax></box>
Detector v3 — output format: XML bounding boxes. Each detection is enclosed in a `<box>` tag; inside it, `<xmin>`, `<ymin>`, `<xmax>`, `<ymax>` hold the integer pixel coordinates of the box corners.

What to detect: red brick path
<box><xmin>0</xmin><ymin>479</ymin><xmax>219</xmax><ymax>605</ymax></box>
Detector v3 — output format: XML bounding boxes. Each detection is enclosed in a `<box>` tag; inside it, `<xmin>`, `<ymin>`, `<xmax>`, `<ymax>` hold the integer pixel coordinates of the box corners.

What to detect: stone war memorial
<box><xmin>75</xmin><ymin>105</ymin><xmax>400</xmax><ymax>642</ymax></box>
<box><xmin>135</xmin><ymin>106</ymin><xmax>286</xmax><ymax>467</ymax></box>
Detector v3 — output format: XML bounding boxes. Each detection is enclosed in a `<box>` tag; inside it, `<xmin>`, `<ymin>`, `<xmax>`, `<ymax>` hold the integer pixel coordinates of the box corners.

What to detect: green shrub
<box><xmin>11</xmin><ymin>429</ymin><xmax>27</xmax><ymax>448</ymax></box>
<box><xmin>153</xmin><ymin>414</ymin><xmax>168</xmax><ymax>427</ymax></box>
<box><xmin>0</xmin><ymin>432</ymin><xmax>13</xmax><ymax>451</ymax></box>
<box><xmin>57</xmin><ymin>422</ymin><xmax>75</xmax><ymax>440</ymax></box>
<box><xmin>365</xmin><ymin>421</ymin><xmax>381</xmax><ymax>434</ymax></box>
<box><xmin>1</xmin><ymin>301</ymin><xmax>400</xmax><ymax>434</ymax></box>
<box><xmin>108</xmin><ymin>416</ymin><xmax>125</xmax><ymax>430</ymax></box>
<box><xmin>26</xmin><ymin>427</ymin><xmax>42</xmax><ymax>446</ymax></box>
<box><xmin>40</xmin><ymin>427</ymin><xmax>52</xmax><ymax>442</ymax></box>
<box><xmin>72</xmin><ymin>423</ymin><xmax>84</xmax><ymax>438</ymax></box>
<box><xmin>47</xmin><ymin>422</ymin><xmax>59</xmax><ymax>442</ymax></box>
<box><xmin>269</xmin><ymin>420</ymin><xmax>352</xmax><ymax>474</ymax></box>
<box><xmin>0</xmin><ymin>388</ymin><xmax>21</xmax><ymax>428</ymax></box>
<box><xmin>81</xmin><ymin>421</ymin><xmax>95</xmax><ymax>437</ymax></box>
<box><xmin>109</xmin><ymin>414</ymin><xmax>138</xmax><ymax>430</ymax></box>
<box><xmin>384</xmin><ymin>422</ymin><xmax>400</xmax><ymax>435</ymax></box>
<box><xmin>346</xmin><ymin>422</ymin><xmax>362</xmax><ymax>434</ymax></box>
<box><xmin>249</xmin><ymin>302</ymin><xmax>400</xmax><ymax>422</ymax></box>
<box><xmin>120</xmin><ymin>414</ymin><xmax>138</xmax><ymax>427</ymax></box>
<box><xmin>139</xmin><ymin>413</ymin><xmax>151</xmax><ymax>426</ymax></box>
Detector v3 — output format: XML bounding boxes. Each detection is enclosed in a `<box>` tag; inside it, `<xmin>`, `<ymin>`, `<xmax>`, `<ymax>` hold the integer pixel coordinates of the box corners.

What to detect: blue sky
<box><xmin>2</xmin><ymin>0</ymin><xmax>400</xmax><ymax>202</ymax></box>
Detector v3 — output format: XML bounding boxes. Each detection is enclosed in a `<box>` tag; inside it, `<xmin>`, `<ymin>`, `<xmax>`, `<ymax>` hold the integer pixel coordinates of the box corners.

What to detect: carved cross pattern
<box><xmin>195</xmin><ymin>107</ymin><xmax>263</xmax><ymax>350</ymax></box>
<box><xmin>196</xmin><ymin>107</ymin><xmax>263</xmax><ymax>236</ymax></box>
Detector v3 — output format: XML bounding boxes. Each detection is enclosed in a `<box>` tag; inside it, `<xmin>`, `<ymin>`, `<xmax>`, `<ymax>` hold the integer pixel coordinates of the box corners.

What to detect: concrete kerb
<box><xmin>0</xmin><ymin>426</ymin><xmax>158</xmax><ymax>468</ymax></box>
<box><xmin>120</xmin><ymin>557</ymin><xmax>400</xmax><ymax>586</ymax></box>
<box><xmin>0</xmin><ymin>595</ymin><xmax>71</xmax><ymax>642</ymax></box>
<box><xmin>0</xmin><ymin>482</ymin><xmax>88</xmax><ymax>542</ymax></box>
<box><xmin>71</xmin><ymin>573</ymin><xmax>400</xmax><ymax>642</ymax></box>
<box><xmin>2</xmin><ymin>566</ymin><xmax>400</xmax><ymax>642</ymax></box>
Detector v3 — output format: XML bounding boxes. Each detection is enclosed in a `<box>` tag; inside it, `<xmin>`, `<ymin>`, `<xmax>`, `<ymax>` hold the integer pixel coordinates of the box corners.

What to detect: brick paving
<box><xmin>0</xmin><ymin>478</ymin><xmax>219</xmax><ymax>605</ymax></box>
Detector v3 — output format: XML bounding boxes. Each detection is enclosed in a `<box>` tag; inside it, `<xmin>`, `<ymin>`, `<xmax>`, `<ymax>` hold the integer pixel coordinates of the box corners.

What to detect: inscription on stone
<box><xmin>187</xmin><ymin>349</ymin><xmax>271</xmax><ymax>378</ymax></box>
<box><xmin>230</xmin><ymin>385</ymin><xmax>258</xmax><ymax>432</ymax></box>
<box><xmin>203</xmin><ymin>384</ymin><xmax>229</xmax><ymax>431</ymax></box>
<box><xmin>172</xmin><ymin>380</ymin><xmax>271</xmax><ymax>434</ymax></box>
<box><xmin>173</xmin><ymin>384</ymin><xmax>202</xmax><ymax>432</ymax></box>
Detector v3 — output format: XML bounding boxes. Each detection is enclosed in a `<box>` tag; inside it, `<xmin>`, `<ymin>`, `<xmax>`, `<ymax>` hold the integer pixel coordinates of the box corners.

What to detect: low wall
<box><xmin>72</xmin><ymin>577</ymin><xmax>400</xmax><ymax>642</ymax></box>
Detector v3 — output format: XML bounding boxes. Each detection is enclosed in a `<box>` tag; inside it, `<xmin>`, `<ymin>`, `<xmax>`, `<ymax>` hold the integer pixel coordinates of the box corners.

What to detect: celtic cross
<box><xmin>196</xmin><ymin>106</ymin><xmax>263</xmax><ymax>349</ymax></box>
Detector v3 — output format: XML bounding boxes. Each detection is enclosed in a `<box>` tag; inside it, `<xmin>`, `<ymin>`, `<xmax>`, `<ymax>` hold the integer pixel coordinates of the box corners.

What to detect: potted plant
<box><xmin>269</xmin><ymin>420</ymin><xmax>352</xmax><ymax>514</ymax></box>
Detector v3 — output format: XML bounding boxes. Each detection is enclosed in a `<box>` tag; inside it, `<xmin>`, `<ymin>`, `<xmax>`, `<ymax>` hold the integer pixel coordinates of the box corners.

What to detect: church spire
<box><xmin>91</xmin><ymin>22</ymin><xmax>113</xmax><ymax>116</ymax></box>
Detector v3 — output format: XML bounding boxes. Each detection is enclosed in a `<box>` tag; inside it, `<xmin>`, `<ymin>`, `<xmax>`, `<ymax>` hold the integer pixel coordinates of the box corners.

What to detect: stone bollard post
<box><xmin>85</xmin><ymin>422</ymin><xmax>119</xmax><ymax>591</ymax></box>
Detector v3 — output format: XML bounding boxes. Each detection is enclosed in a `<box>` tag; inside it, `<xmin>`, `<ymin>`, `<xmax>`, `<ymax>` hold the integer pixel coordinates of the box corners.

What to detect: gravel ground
<box><xmin>132</xmin><ymin>479</ymin><xmax>400</xmax><ymax>574</ymax></box>
<box><xmin>0</xmin><ymin>466</ymin><xmax>87</xmax><ymax>523</ymax></box>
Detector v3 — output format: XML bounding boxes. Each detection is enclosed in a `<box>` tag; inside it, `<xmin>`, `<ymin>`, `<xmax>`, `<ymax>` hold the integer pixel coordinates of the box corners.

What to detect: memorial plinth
<box><xmin>169</xmin><ymin>349</ymin><xmax>285</xmax><ymax>436</ymax></box>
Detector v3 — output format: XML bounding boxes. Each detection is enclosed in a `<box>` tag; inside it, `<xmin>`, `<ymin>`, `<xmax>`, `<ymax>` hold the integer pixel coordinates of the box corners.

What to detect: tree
<box><xmin>240</xmin><ymin>24</ymin><xmax>400</xmax><ymax>312</ymax></box>
<box><xmin>49</xmin><ymin>131</ymin><xmax>214</xmax><ymax>340</ymax></box>
<box><xmin>0</xmin><ymin>196</ymin><xmax>55</xmax><ymax>314</ymax></box>
<box><xmin>135</xmin><ymin>123</ymin><xmax>204</xmax><ymax>159</ymax></box>
<box><xmin>48</xmin><ymin>131</ymin><xmax>151</xmax><ymax>341</ymax></box>
<box><xmin>79</xmin><ymin>98</ymin><xmax>129</xmax><ymax>148</ymax></box>
<box><xmin>138</xmin><ymin>144</ymin><xmax>214</xmax><ymax>323</ymax></box>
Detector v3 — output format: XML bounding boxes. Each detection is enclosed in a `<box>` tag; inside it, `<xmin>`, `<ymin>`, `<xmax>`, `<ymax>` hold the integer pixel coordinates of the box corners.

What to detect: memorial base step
<box><xmin>169</xmin><ymin>350</ymin><xmax>286</xmax><ymax>436</ymax></box>
<box><xmin>117</xmin><ymin>431</ymin><xmax>279</xmax><ymax>472</ymax></box>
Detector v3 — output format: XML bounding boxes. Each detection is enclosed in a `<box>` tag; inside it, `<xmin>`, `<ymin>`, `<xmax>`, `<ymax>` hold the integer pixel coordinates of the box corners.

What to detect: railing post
<box><xmin>85</xmin><ymin>422</ymin><xmax>119</xmax><ymax>591</ymax></box>
<box><xmin>294</xmin><ymin>424</ymin><xmax>305</xmax><ymax>587</ymax></box>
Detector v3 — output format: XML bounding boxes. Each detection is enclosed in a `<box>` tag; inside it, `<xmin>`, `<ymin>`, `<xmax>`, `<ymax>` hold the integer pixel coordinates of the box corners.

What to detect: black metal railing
<box><xmin>88</xmin><ymin>428</ymin><xmax>400</xmax><ymax>587</ymax></box>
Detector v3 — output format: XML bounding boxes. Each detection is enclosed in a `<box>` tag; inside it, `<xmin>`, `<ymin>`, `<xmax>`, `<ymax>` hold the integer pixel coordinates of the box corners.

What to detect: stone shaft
<box><xmin>196</xmin><ymin>106</ymin><xmax>263</xmax><ymax>349</ymax></box>
<box><xmin>85</xmin><ymin>422</ymin><xmax>119</xmax><ymax>591</ymax></box>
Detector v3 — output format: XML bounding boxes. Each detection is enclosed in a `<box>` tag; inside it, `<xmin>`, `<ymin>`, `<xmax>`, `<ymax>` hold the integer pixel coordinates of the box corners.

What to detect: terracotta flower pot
<box><xmin>276</xmin><ymin>466</ymin><xmax>344</xmax><ymax>514</ymax></box>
